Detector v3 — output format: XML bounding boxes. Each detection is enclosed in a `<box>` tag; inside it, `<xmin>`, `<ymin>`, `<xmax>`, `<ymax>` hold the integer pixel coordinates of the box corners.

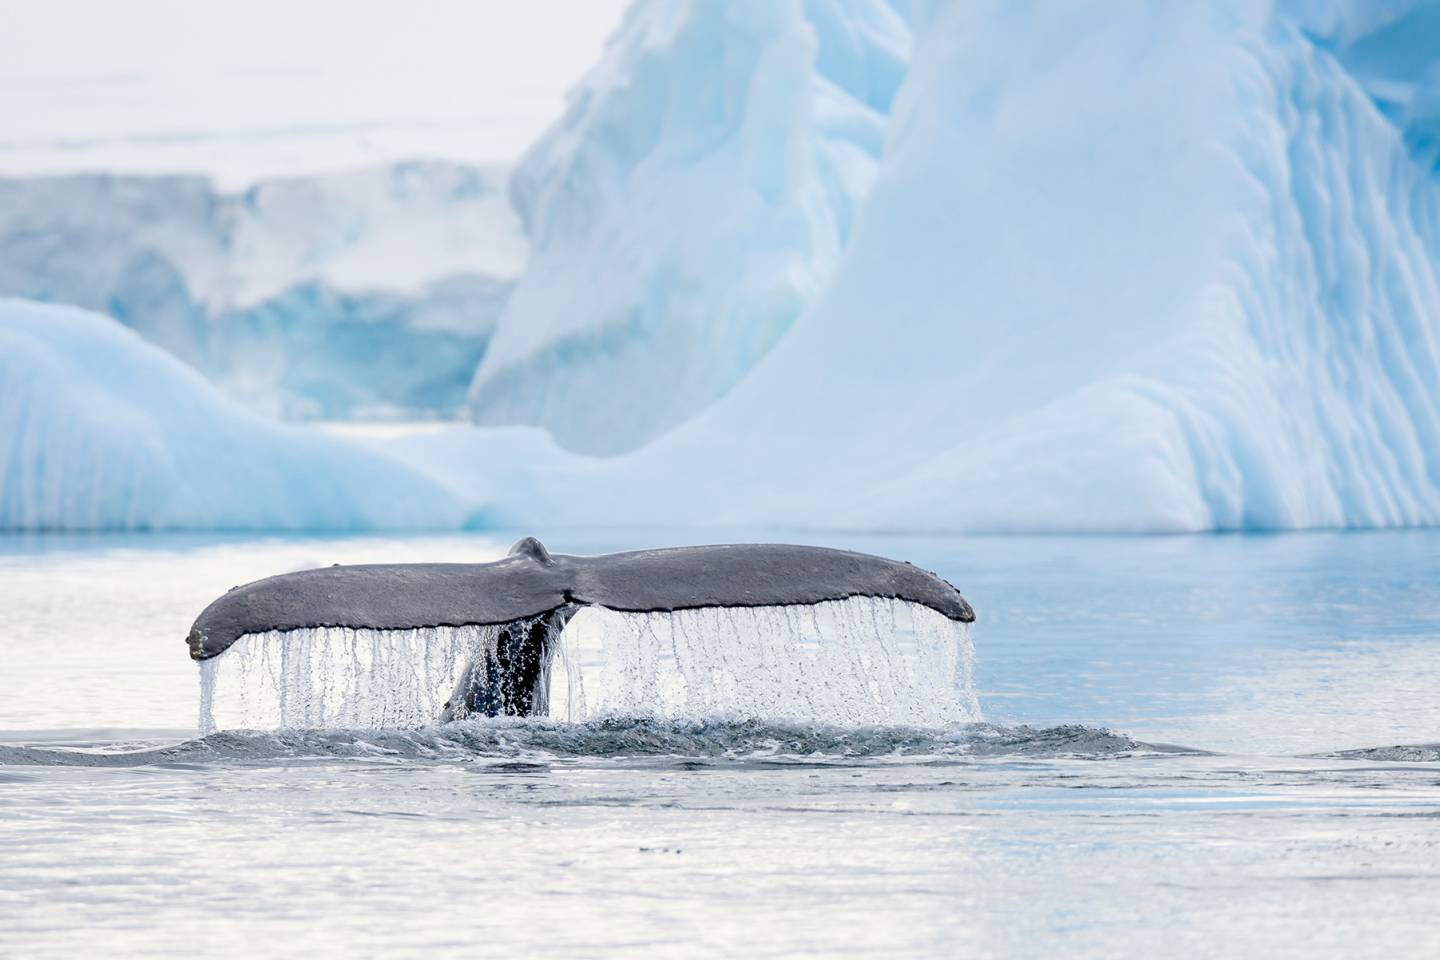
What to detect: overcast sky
<box><xmin>0</xmin><ymin>0</ymin><xmax>628</xmax><ymax>185</ymax></box>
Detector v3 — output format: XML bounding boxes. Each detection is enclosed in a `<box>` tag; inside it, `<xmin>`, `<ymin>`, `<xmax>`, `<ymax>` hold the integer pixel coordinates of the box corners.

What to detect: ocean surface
<box><xmin>1</xmin><ymin>528</ymin><xmax>1438</xmax><ymax>958</ymax></box>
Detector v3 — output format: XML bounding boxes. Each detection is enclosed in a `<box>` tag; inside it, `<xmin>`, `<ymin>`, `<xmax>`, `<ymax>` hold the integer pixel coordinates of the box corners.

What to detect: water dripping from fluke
<box><xmin>186</xmin><ymin>539</ymin><xmax>981</xmax><ymax>735</ymax></box>
<box><xmin>198</xmin><ymin>598</ymin><xmax>979</xmax><ymax>734</ymax></box>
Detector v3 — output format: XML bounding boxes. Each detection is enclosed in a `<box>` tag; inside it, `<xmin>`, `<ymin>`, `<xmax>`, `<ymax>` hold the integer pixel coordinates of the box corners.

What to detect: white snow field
<box><xmin>0</xmin><ymin>299</ymin><xmax>465</xmax><ymax>530</ymax></box>
<box><xmin>0</xmin><ymin>162</ymin><xmax>522</xmax><ymax>420</ymax></box>
<box><xmin>466</xmin><ymin>0</ymin><xmax>912</xmax><ymax>454</ymax></box>
<box><xmin>453</xmin><ymin>0</ymin><xmax>1440</xmax><ymax>533</ymax></box>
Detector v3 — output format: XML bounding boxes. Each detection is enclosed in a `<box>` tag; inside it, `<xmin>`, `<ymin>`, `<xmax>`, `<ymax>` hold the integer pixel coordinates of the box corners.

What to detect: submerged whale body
<box><xmin>186</xmin><ymin>538</ymin><xmax>975</xmax><ymax>718</ymax></box>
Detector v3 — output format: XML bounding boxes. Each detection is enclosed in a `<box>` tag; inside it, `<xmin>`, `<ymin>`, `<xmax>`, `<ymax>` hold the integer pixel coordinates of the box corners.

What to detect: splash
<box><xmin>198</xmin><ymin>597</ymin><xmax>978</xmax><ymax>733</ymax></box>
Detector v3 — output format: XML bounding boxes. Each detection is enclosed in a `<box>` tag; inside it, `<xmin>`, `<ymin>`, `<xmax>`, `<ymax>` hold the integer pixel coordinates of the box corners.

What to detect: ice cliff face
<box><xmin>758</xmin><ymin>0</ymin><xmax>1440</xmax><ymax>531</ymax></box>
<box><xmin>0</xmin><ymin>162</ymin><xmax>522</xmax><ymax>420</ymax></box>
<box><xmin>0</xmin><ymin>299</ymin><xmax>466</xmax><ymax>531</ymax></box>
<box><xmin>466</xmin><ymin>0</ymin><xmax>911</xmax><ymax>454</ymax></box>
<box><xmin>455</xmin><ymin>0</ymin><xmax>1440</xmax><ymax>533</ymax></box>
<box><xmin>1288</xmin><ymin>0</ymin><xmax>1440</xmax><ymax>172</ymax></box>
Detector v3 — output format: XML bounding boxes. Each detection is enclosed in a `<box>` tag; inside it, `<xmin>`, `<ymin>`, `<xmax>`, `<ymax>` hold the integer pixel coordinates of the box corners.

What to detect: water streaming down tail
<box><xmin>198</xmin><ymin>597</ymin><xmax>978</xmax><ymax>734</ymax></box>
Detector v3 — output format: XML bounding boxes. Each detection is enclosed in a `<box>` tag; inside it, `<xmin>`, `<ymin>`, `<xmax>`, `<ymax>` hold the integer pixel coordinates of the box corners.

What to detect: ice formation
<box><xmin>466</xmin><ymin>0</ymin><xmax>912</xmax><ymax>454</ymax></box>
<box><xmin>7</xmin><ymin>0</ymin><xmax>1439</xmax><ymax>534</ymax></box>
<box><xmin>702</xmin><ymin>0</ymin><xmax>1440</xmax><ymax>531</ymax></box>
<box><xmin>0</xmin><ymin>162</ymin><xmax>523</xmax><ymax>419</ymax></box>
<box><xmin>0</xmin><ymin>299</ymin><xmax>467</xmax><ymax>530</ymax></box>
<box><xmin>1289</xmin><ymin>0</ymin><xmax>1440</xmax><ymax>172</ymax></box>
<box><xmin>447</xmin><ymin>0</ymin><xmax>1440</xmax><ymax>533</ymax></box>
<box><xmin>198</xmin><ymin>597</ymin><xmax>978</xmax><ymax>733</ymax></box>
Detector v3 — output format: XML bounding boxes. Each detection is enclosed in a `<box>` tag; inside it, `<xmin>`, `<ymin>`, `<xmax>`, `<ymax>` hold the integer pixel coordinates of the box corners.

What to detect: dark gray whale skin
<box><xmin>186</xmin><ymin>538</ymin><xmax>975</xmax><ymax>662</ymax></box>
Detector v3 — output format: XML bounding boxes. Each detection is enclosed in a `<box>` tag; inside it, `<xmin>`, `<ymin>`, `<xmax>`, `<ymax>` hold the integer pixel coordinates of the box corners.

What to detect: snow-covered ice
<box><xmin>5</xmin><ymin>0</ymin><xmax>1440</xmax><ymax>534</ymax></box>
<box><xmin>467</xmin><ymin>0</ymin><xmax>912</xmax><ymax>454</ymax></box>
<box><xmin>0</xmin><ymin>299</ymin><xmax>466</xmax><ymax>530</ymax></box>
<box><xmin>0</xmin><ymin>162</ymin><xmax>522</xmax><ymax>420</ymax></box>
<box><xmin>452</xmin><ymin>0</ymin><xmax>1440</xmax><ymax>533</ymax></box>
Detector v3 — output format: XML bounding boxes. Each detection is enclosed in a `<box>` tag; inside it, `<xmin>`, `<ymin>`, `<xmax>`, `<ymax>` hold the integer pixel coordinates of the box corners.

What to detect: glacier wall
<box><xmin>0</xmin><ymin>299</ymin><xmax>467</xmax><ymax>531</ymax></box>
<box><xmin>442</xmin><ymin>0</ymin><xmax>1440</xmax><ymax>533</ymax></box>
<box><xmin>466</xmin><ymin>0</ymin><xmax>912</xmax><ymax>454</ymax></box>
<box><xmin>0</xmin><ymin>162</ymin><xmax>522</xmax><ymax>420</ymax></box>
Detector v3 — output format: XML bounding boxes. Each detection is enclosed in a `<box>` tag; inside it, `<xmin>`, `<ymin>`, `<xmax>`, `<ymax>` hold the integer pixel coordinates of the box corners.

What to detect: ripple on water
<box><xmin>1321</xmin><ymin>743</ymin><xmax>1440</xmax><ymax>763</ymax></box>
<box><xmin>0</xmin><ymin>718</ymin><xmax>1194</xmax><ymax>768</ymax></box>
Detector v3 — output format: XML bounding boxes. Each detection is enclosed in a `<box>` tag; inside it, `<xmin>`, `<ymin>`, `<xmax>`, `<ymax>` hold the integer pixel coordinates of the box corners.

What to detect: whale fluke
<box><xmin>186</xmin><ymin>539</ymin><xmax>975</xmax><ymax>719</ymax></box>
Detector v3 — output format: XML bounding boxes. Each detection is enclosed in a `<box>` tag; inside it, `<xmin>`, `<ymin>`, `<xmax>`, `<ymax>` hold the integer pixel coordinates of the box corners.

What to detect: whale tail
<box><xmin>188</xmin><ymin>538</ymin><xmax>975</xmax><ymax>727</ymax></box>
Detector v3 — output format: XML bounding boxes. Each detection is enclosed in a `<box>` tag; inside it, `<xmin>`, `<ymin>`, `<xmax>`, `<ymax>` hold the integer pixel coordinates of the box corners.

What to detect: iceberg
<box><xmin>715</xmin><ymin>0</ymin><xmax>1440</xmax><ymax>532</ymax></box>
<box><xmin>1289</xmin><ymin>0</ymin><xmax>1440</xmax><ymax>172</ymax></box>
<box><xmin>466</xmin><ymin>0</ymin><xmax>911</xmax><ymax>454</ymax></box>
<box><xmin>0</xmin><ymin>299</ymin><xmax>466</xmax><ymax>531</ymax></box>
<box><xmin>0</xmin><ymin>161</ymin><xmax>523</xmax><ymax>420</ymax></box>
<box><xmin>451</xmin><ymin>0</ymin><xmax>1440</xmax><ymax>533</ymax></box>
<box><xmin>10</xmin><ymin>0</ymin><xmax>1438</xmax><ymax>534</ymax></box>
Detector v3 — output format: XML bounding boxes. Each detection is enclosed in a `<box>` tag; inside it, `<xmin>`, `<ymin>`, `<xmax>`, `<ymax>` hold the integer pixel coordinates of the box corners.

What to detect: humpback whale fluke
<box><xmin>186</xmin><ymin>539</ymin><xmax>975</xmax><ymax>719</ymax></box>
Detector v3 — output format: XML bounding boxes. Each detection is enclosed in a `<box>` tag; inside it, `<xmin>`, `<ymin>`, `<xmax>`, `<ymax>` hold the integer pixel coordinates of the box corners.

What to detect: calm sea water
<box><xmin>1</xmin><ymin>529</ymin><xmax>1438</xmax><ymax>958</ymax></box>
